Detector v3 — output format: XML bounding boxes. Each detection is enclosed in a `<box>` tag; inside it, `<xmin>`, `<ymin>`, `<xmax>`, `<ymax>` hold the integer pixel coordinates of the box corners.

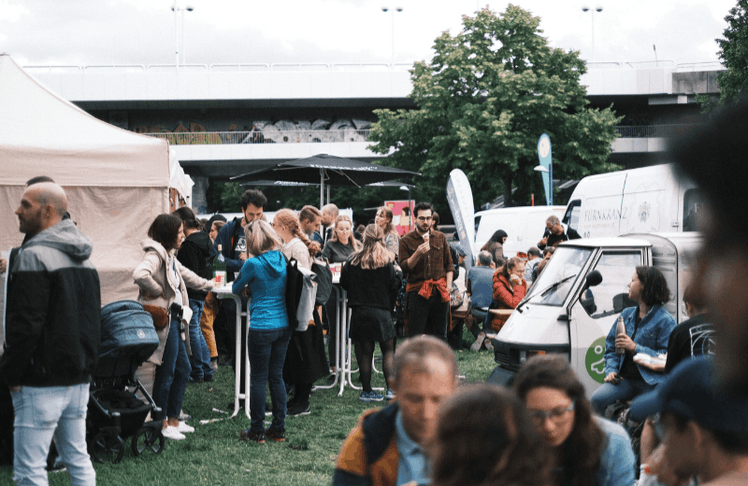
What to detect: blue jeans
<box><xmin>590</xmin><ymin>378</ymin><xmax>656</xmax><ymax>416</ymax></box>
<box><xmin>11</xmin><ymin>384</ymin><xmax>95</xmax><ymax>486</ymax></box>
<box><xmin>188</xmin><ymin>299</ymin><xmax>212</xmax><ymax>380</ymax></box>
<box><xmin>248</xmin><ymin>326</ymin><xmax>292</xmax><ymax>433</ymax></box>
<box><xmin>153</xmin><ymin>317</ymin><xmax>191</xmax><ymax>419</ymax></box>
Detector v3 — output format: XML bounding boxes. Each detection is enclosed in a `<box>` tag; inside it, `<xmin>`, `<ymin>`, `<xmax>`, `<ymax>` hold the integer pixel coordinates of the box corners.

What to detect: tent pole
<box><xmin>320</xmin><ymin>169</ymin><xmax>324</xmax><ymax>208</ymax></box>
<box><xmin>327</xmin><ymin>184</ymin><xmax>330</xmax><ymax>205</ymax></box>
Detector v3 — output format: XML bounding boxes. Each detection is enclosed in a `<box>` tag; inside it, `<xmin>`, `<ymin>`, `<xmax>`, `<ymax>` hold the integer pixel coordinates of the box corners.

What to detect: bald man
<box><xmin>316</xmin><ymin>203</ymin><xmax>339</xmax><ymax>245</ymax></box>
<box><xmin>0</xmin><ymin>182</ymin><xmax>100</xmax><ymax>485</ymax></box>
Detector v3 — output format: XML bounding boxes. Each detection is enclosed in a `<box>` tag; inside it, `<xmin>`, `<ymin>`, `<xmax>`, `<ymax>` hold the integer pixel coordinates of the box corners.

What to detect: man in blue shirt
<box><xmin>332</xmin><ymin>336</ymin><xmax>458</xmax><ymax>486</ymax></box>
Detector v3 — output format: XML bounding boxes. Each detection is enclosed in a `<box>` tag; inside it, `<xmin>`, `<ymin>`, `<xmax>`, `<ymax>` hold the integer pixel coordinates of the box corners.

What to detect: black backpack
<box><xmin>311</xmin><ymin>260</ymin><xmax>333</xmax><ymax>306</ymax></box>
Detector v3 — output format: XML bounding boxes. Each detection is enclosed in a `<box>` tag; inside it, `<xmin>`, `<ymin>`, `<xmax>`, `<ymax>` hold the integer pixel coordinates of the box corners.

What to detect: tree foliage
<box><xmin>711</xmin><ymin>1</ymin><xmax>748</xmax><ymax>107</ymax></box>
<box><xmin>369</xmin><ymin>5</ymin><xmax>621</xmax><ymax>208</ymax></box>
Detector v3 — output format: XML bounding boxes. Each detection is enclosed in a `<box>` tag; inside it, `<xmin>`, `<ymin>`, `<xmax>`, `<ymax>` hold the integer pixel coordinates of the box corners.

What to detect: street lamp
<box><xmin>172</xmin><ymin>1</ymin><xmax>194</xmax><ymax>71</ymax></box>
<box><xmin>381</xmin><ymin>6</ymin><xmax>403</xmax><ymax>67</ymax></box>
<box><xmin>581</xmin><ymin>4</ymin><xmax>602</xmax><ymax>63</ymax></box>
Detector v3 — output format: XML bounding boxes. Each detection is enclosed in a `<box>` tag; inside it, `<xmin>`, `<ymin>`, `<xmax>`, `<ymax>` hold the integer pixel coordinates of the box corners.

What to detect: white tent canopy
<box><xmin>170</xmin><ymin>148</ymin><xmax>194</xmax><ymax>207</ymax></box>
<box><xmin>0</xmin><ymin>54</ymin><xmax>171</xmax><ymax>310</ymax></box>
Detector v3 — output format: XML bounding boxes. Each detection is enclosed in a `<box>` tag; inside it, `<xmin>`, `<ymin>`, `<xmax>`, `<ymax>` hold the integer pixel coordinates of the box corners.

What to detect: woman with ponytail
<box><xmin>272</xmin><ymin>209</ymin><xmax>328</xmax><ymax>416</ymax></box>
<box><xmin>273</xmin><ymin>209</ymin><xmax>320</xmax><ymax>270</ymax></box>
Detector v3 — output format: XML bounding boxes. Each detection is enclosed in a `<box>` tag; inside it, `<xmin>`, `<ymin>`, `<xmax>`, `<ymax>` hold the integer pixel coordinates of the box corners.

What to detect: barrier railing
<box><xmin>143</xmin><ymin>129</ymin><xmax>373</xmax><ymax>145</ymax></box>
<box><xmin>142</xmin><ymin>125</ymin><xmax>695</xmax><ymax>145</ymax></box>
<box><xmin>615</xmin><ymin>124</ymin><xmax>695</xmax><ymax>138</ymax></box>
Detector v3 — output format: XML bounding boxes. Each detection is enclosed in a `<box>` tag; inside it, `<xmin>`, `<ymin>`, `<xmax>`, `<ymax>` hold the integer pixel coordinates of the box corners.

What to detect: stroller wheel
<box><xmin>88</xmin><ymin>432</ymin><xmax>125</xmax><ymax>464</ymax></box>
<box><xmin>132</xmin><ymin>427</ymin><xmax>165</xmax><ymax>456</ymax></box>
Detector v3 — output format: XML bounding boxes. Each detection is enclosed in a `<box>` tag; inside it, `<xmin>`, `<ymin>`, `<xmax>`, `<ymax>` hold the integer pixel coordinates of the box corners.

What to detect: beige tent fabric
<box><xmin>0</xmin><ymin>56</ymin><xmax>168</xmax><ymax>187</ymax></box>
<box><xmin>0</xmin><ymin>55</ymin><xmax>171</xmax><ymax>348</ymax></box>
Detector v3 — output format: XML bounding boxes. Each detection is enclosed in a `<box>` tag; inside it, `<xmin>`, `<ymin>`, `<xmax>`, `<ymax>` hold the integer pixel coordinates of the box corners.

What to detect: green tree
<box><xmin>707</xmin><ymin>1</ymin><xmax>748</xmax><ymax>109</ymax></box>
<box><xmin>369</xmin><ymin>5</ymin><xmax>621</xmax><ymax>208</ymax></box>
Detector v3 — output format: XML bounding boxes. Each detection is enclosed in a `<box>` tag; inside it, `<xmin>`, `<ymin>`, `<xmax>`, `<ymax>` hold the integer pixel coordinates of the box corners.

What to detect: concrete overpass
<box><xmin>24</xmin><ymin>60</ymin><xmax>722</xmax><ymax>211</ymax></box>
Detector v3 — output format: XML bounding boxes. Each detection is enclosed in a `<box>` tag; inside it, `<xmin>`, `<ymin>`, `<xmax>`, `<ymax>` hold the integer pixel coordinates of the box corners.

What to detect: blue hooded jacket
<box><xmin>232</xmin><ymin>250</ymin><xmax>288</xmax><ymax>330</ymax></box>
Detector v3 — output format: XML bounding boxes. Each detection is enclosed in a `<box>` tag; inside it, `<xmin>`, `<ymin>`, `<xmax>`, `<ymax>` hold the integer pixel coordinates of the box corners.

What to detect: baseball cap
<box><xmin>630</xmin><ymin>357</ymin><xmax>748</xmax><ymax>432</ymax></box>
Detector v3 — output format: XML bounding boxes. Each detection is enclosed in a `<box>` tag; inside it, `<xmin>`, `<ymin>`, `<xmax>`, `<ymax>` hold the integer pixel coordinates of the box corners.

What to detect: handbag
<box><xmin>281</xmin><ymin>255</ymin><xmax>318</xmax><ymax>332</ymax></box>
<box><xmin>450</xmin><ymin>282</ymin><xmax>464</xmax><ymax>309</ymax></box>
<box><xmin>295</xmin><ymin>265</ymin><xmax>318</xmax><ymax>332</ymax></box>
<box><xmin>142</xmin><ymin>304</ymin><xmax>169</xmax><ymax>330</ymax></box>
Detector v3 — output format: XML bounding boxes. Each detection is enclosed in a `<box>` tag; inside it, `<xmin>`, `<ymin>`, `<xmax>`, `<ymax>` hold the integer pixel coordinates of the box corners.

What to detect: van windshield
<box><xmin>526</xmin><ymin>247</ymin><xmax>593</xmax><ymax>306</ymax></box>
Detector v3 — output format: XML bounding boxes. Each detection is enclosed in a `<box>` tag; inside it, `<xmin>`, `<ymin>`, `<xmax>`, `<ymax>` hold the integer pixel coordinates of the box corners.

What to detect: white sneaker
<box><xmin>162</xmin><ymin>426</ymin><xmax>186</xmax><ymax>440</ymax></box>
<box><xmin>176</xmin><ymin>422</ymin><xmax>195</xmax><ymax>433</ymax></box>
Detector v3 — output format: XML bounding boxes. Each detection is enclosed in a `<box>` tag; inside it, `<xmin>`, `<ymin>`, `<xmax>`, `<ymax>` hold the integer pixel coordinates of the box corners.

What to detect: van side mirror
<box><xmin>585</xmin><ymin>270</ymin><xmax>603</xmax><ymax>288</ymax></box>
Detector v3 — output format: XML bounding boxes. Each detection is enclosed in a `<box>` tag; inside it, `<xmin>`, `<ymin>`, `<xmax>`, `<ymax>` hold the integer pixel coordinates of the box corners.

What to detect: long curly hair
<box><xmin>273</xmin><ymin>209</ymin><xmax>320</xmax><ymax>257</ymax></box>
<box><xmin>513</xmin><ymin>355</ymin><xmax>605</xmax><ymax>486</ymax></box>
<box><xmin>431</xmin><ymin>384</ymin><xmax>550</xmax><ymax>486</ymax></box>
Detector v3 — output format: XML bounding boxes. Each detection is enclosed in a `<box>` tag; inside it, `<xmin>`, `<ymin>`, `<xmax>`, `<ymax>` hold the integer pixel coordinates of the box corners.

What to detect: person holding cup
<box><xmin>398</xmin><ymin>202</ymin><xmax>454</xmax><ymax>340</ymax></box>
<box><xmin>321</xmin><ymin>215</ymin><xmax>360</xmax><ymax>375</ymax></box>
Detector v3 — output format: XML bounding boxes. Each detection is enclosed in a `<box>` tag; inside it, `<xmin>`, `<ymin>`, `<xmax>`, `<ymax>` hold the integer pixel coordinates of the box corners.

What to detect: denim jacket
<box><xmin>603</xmin><ymin>304</ymin><xmax>676</xmax><ymax>385</ymax></box>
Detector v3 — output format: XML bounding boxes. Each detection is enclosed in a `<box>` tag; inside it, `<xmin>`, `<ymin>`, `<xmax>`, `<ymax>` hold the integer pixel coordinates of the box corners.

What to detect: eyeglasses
<box><xmin>416</xmin><ymin>216</ymin><xmax>432</xmax><ymax>221</ymax></box>
<box><xmin>528</xmin><ymin>399</ymin><xmax>576</xmax><ymax>423</ymax></box>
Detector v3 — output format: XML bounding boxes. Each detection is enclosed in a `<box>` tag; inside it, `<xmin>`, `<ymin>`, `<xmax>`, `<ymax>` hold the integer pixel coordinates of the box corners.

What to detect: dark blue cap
<box><xmin>630</xmin><ymin>357</ymin><xmax>748</xmax><ymax>432</ymax></box>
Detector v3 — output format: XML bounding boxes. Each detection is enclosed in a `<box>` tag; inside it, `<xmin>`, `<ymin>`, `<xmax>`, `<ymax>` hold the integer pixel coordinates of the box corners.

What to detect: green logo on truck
<box><xmin>585</xmin><ymin>337</ymin><xmax>607</xmax><ymax>384</ymax></box>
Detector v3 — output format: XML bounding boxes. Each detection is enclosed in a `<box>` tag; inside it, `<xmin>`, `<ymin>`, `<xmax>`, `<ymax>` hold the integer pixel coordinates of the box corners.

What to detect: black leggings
<box><xmin>354</xmin><ymin>338</ymin><xmax>395</xmax><ymax>393</ymax></box>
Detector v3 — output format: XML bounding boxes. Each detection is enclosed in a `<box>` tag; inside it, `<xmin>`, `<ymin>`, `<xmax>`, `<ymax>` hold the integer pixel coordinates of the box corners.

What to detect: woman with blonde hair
<box><xmin>232</xmin><ymin>220</ymin><xmax>291</xmax><ymax>443</ymax></box>
<box><xmin>374</xmin><ymin>206</ymin><xmax>399</xmax><ymax>261</ymax></box>
<box><xmin>272</xmin><ymin>209</ymin><xmax>328</xmax><ymax>416</ymax></box>
<box><xmin>340</xmin><ymin>224</ymin><xmax>401</xmax><ymax>401</ymax></box>
<box><xmin>321</xmin><ymin>214</ymin><xmax>359</xmax><ymax>373</ymax></box>
<box><xmin>321</xmin><ymin>214</ymin><xmax>360</xmax><ymax>262</ymax></box>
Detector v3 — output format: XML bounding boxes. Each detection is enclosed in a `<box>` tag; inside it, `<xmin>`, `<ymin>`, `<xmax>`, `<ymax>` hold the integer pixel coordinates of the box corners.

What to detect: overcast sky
<box><xmin>0</xmin><ymin>0</ymin><xmax>736</xmax><ymax>68</ymax></box>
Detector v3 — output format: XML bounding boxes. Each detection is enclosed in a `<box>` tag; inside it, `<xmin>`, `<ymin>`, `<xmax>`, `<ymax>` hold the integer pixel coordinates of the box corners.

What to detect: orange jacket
<box><xmin>333</xmin><ymin>403</ymin><xmax>400</xmax><ymax>486</ymax></box>
<box><xmin>489</xmin><ymin>272</ymin><xmax>527</xmax><ymax>331</ymax></box>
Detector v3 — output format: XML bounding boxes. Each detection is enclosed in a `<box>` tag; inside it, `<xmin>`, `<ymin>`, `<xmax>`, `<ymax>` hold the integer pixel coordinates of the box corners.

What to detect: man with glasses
<box><xmin>398</xmin><ymin>202</ymin><xmax>453</xmax><ymax>340</ymax></box>
<box><xmin>631</xmin><ymin>357</ymin><xmax>748</xmax><ymax>486</ymax></box>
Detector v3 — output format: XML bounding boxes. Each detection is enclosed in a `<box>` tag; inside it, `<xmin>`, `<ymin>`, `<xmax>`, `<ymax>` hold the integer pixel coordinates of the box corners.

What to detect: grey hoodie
<box><xmin>0</xmin><ymin>219</ymin><xmax>101</xmax><ymax>387</ymax></box>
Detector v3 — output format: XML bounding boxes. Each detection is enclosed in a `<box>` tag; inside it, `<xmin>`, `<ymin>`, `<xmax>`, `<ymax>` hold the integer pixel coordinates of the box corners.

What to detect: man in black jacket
<box><xmin>1</xmin><ymin>182</ymin><xmax>100</xmax><ymax>485</ymax></box>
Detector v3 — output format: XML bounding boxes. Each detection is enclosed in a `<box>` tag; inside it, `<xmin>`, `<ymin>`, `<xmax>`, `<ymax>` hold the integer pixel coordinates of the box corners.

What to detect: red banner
<box><xmin>384</xmin><ymin>200</ymin><xmax>415</xmax><ymax>236</ymax></box>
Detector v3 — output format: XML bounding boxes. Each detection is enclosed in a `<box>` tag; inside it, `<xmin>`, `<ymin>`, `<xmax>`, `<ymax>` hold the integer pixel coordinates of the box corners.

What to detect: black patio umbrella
<box><xmin>231</xmin><ymin>154</ymin><xmax>420</xmax><ymax>207</ymax></box>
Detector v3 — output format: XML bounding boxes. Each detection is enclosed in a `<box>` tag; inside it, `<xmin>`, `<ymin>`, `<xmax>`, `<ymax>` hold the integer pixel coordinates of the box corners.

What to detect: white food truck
<box><xmin>561</xmin><ymin>164</ymin><xmax>703</xmax><ymax>239</ymax></box>
<box><xmin>489</xmin><ymin>232</ymin><xmax>700</xmax><ymax>396</ymax></box>
<box><xmin>473</xmin><ymin>206</ymin><xmax>566</xmax><ymax>258</ymax></box>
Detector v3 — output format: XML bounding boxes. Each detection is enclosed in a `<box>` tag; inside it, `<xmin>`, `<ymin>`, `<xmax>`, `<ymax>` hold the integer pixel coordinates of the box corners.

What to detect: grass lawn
<box><xmin>0</xmin><ymin>338</ymin><xmax>498</xmax><ymax>486</ymax></box>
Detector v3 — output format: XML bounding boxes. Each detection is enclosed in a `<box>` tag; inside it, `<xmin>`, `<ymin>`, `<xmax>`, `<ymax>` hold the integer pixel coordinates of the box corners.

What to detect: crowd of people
<box><xmin>4</xmin><ymin>102</ymin><xmax>748</xmax><ymax>486</ymax></box>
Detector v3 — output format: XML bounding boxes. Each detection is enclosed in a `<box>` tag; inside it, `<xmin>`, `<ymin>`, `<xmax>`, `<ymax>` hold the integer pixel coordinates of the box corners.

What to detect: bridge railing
<box><xmin>142</xmin><ymin>129</ymin><xmax>373</xmax><ymax>145</ymax></box>
<box><xmin>142</xmin><ymin>125</ymin><xmax>694</xmax><ymax>145</ymax></box>
<box><xmin>615</xmin><ymin>124</ymin><xmax>695</xmax><ymax>138</ymax></box>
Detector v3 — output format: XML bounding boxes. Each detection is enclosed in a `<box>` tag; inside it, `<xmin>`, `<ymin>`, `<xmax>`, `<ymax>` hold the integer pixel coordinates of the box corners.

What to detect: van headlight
<box><xmin>518</xmin><ymin>350</ymin><xmax>547</xmax><ymax>364</ymax></box>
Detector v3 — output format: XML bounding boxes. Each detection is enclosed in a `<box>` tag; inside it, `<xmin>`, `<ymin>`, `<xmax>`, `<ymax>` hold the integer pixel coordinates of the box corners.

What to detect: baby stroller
<box><xmin>87</xmin><ymin>300</ymin><xmax>163</xmax><ymax>464</ymax></box>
